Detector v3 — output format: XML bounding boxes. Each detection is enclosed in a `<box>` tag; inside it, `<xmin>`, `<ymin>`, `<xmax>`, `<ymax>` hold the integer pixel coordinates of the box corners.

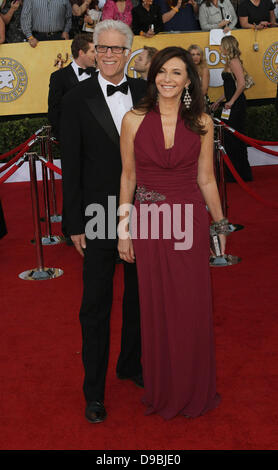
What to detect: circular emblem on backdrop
<box><xmin>125</xmin><ymin>48</ymin><xmax>144</xmax><ymax>78</ymax></box>
<box><xmin>263</xmin><ymin>42</ymin><xmax>278</xmax><ymax>83</ymax></box>
<box><xmin>0</xmin><ymin>57</ymin><xmax>28</xmax><ymax>102</ymax></box>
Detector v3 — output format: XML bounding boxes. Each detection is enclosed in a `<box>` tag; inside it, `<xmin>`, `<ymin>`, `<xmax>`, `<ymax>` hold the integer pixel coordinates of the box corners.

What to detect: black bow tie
<box><xmin>78</xmin><ymin>67</ymin><xmax>94</xmax><ymax>76</ymax></box>
<box><xmin>106</xmin><ymin>82</ymin><xmax>128</xmax><ymax>97</ymax></box>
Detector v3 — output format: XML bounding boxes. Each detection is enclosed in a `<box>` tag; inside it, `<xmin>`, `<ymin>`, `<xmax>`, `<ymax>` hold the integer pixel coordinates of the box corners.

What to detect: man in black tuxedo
<box><xmin>48</xmin><ymin>33</ymin><xmax>96</xmax><ymax>140</ymax></box>
<box><xmin>60</xmin><ymin>20</ymin><xmax>147</xmax><ymax>423</ymax></box>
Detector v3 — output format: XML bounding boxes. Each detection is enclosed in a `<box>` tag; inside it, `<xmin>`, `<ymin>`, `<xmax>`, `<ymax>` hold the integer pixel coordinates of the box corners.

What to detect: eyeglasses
<box><xmin>95</xmin><ymin>45</ymin><xmax>129</xmax><ymax>54</ymax></box>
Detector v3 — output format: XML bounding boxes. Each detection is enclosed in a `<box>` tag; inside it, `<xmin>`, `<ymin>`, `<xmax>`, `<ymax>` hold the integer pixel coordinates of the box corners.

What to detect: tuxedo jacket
<box><xmin>60</xmin><ymin>72</ymin><xmax>147</xmax><ymax>239</ymax></box>
<box><xmin>48</xmin><ymin>63</ymin><xmax>82</xmax><ymax>139</ymax></box>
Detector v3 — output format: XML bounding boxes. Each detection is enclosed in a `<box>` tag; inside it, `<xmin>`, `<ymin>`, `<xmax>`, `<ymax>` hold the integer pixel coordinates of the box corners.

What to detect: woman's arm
<box><xmin>118</xmin><ymin>111</ymin><xmax>138</xmax><ymax>263</ymax></box>
<box><xmin>269</xmin><ymin>9</ymin><xmax>277</xmax><ymax>25</ymax></box>
<box><xmin>224</xmin><ymin>57</ymin><xmax>245</xmax><ymax>109</ymax></box>
<box><xmin>197</xmin><ymin>114</ymin><xmax>226</xmax><ymax>253</ymax></box>
<box><xmin>72</xmin><ymin>0</ymin><xmax>91</xmax><ymax>16</ymax></box>
<box><xmin>0</xmin><ymin>15</ymin><xmax>5</xmax><ymax>43</ymax></box>
<box><xmin>162</xmin><ymin>0</ymin><xmax>182</xmax><ymax>23</ymax></box>
<box><xmin>201</xmin><ymin>66</ymin><xmax>210</xmax><ymax>96</ymax></box>
<box><xmin>1</xmin><ymin>0</ymin><xmax>20</xmax><ymax>25</ymax></box>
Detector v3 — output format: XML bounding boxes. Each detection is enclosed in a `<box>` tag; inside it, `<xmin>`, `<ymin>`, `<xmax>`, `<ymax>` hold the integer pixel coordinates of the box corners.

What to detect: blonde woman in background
<box><xmin>211</xmin><ymin>36</ymin><xmax>253</xmax><ymax>182</ymax></box>
<box><xmin>188</xmin><ymin>44</ymin><xmax>210</xmax><ymax>112</ymax></box>
<box><xmin>188</xmin><ymin>44</ymin><xmax>210</xmax><ymax>96</ymax></box>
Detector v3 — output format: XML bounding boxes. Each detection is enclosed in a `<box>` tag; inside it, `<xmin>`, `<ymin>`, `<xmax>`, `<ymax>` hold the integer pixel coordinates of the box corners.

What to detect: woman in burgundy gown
<box><xmin>118</xmin><ymin>47</ymin><xmax>226</xmax><ymax>419</ymax></box>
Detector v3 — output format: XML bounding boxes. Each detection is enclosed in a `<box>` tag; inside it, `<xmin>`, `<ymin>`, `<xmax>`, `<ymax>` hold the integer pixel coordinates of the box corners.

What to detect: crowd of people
<box><xmin>0</xmin><ymin>0</ymin><xmax>278</xmax><ymax>44</ymax></box>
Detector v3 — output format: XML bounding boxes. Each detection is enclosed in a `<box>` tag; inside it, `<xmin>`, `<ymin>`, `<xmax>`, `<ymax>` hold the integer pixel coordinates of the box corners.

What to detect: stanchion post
<box><xmin>36</xmin><ymin>136</ymin><xmax>64</xmax><ymax>245</ymax></box>
<box><xmin>45</xmin><ymin>125</ymin><xmax>62</xmax><ymax>223</ymax></box>
<box><xmin>18</xmin><ymin>152</ymin><xmax>63</xmax><ymax>281</ymax></box>
<box><xmin>214</xmin><ymin>123</ymin><xmax>228</xmax><ymax>218</ymax></box>
<box><xmin>28</xmin><ymin>152</ymin><xmax>45</xmax><ymax>271</ymax></box>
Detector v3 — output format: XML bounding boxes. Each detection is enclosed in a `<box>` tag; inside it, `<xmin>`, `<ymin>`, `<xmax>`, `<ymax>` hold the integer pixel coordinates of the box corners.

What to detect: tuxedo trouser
<box><xmin>79</xmin><ymin>240</ymin><xmax>142</xmax><ymax>404</ymax></box>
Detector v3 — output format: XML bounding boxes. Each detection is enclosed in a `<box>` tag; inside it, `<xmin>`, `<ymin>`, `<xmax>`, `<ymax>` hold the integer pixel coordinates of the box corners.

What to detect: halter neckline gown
<box><xmin>132</xmin><ymin>108</ymin><xmax>220</xmax><ymax>419</ymax></box>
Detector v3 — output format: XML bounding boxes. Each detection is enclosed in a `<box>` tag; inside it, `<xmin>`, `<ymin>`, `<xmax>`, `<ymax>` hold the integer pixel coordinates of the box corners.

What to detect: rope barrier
<box><xmin>0</xmin><ymin>126</ymin><xmax>45</xmax><ymax>161</ymax></box>
<box><xmin>213</xmin><ymin>118</ymin><xmax>278</xmax><ymax>157</ymax></box>
<box><xmin>0</xmin><ymin>157</ymin><xmax>25</xmax><ymax>185</ymax></box>
<box><xmin>220</xmin><ymin>148</ymin><xmax>278</xmax><ymax>210</ymax></box>
<box><xmin>0</xmin><ymin>137</ymin><xmax>39</xmax><ymax>175</ymax></box>
<box><xmin>38</xmin><ymin>156</ymin><xmax>62</xmax><ymax>176</ymax></box>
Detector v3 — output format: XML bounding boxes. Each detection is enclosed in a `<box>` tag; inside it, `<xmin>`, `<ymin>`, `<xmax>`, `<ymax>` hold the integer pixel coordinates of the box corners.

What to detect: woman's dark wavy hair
<box><xmin>135</xmin><ymin>46</ymin><xmax>206</xmax><ymax>135</ymax></box>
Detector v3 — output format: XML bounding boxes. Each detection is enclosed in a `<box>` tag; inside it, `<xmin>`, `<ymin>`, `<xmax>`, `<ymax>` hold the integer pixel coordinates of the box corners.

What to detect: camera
<box><xmin>225</xmin><ymin>14</ymin><xmax>231</xmax><ymax>22</ymax></box>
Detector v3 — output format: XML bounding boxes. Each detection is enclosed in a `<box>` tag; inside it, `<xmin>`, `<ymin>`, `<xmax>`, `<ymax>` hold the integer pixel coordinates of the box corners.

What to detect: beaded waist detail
<box><xmin>135</xmin><ymin>186</ymin><xmax>166</xmax><ymax>203</ymax></box>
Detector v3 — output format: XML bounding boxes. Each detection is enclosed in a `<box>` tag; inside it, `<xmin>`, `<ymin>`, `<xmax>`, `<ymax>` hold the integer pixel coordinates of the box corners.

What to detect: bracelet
<box><xmin>211</xmin><ymin>218</ymin><xmax>230</xmax><ymax>235</ymax></box>
<box><xmin>28</xmin><ymin>35</ymin><xmax>34</xmax><ymax>40</ymax></box>
<box><xmin>170</xmin><ymin>6</ymin><xmax>179</xmax><ymax>12</ymax></box>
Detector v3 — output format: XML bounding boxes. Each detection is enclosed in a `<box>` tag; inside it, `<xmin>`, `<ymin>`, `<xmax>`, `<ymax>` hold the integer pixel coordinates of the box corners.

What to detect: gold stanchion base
<box><xmin>18</xmin><ymin>267</ymin><xmax>63</xmax><ymax>280</ymax></box>
<box><xmin>210</xmin><ymin>254</ymin><xmax>241</xmax><ymax>267</ymax></box>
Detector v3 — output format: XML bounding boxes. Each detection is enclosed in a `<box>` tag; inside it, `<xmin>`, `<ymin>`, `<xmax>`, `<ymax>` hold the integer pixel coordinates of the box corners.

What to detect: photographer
<box><xmin>199</xmin><ymin>0</ymin><xmax>237</xmax><ymax>32</ymax></box>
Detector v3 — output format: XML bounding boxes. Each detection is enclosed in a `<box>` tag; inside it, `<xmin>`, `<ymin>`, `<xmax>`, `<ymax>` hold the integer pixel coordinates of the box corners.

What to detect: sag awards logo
<box><xmin>0</xmin><ymin>57</ymin><xmax>28</xmax><ymax>102</ymax></box>
<box><xmin>263</xmin><ymin>42</ymin><xmax>278</xmax><ymax>83</ymax></box>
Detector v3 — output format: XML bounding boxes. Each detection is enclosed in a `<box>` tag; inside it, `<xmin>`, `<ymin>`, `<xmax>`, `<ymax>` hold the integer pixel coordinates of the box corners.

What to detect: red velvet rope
<box><xmin>0</xmin><ymin>145</ymin><xmax>29</xmax><ymax>175</ymax></box>
<box><xmin>0</xmin><ymin>133</ymin><xmax>38</xmax><ymax>161</ymax></box>
<box><xmin>0</xmin><ymin>159</ymin><xmax>24</xmax><ymax>185</ymax></box>
<box><xmin>221</xmin><ymin>149</ymin><xmax>278</xmax><ymax>209</ymax></box>
<box><xmin>44</xmin><ymin>160</ymin><xmax>62</xmax><ymax>176</ymax></box>
<box><xmin>215</xmin><ymin>119</ymin><xmax>278</xmax><ymax>157</ymax></box>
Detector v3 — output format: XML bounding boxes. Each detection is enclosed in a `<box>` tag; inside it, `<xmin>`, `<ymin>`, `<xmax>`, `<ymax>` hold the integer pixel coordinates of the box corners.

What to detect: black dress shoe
<box><xmin>117</xmin><ymin>373</ymin><xmax>144</xmax><ymax>388</ymax></box>
<box><xmin>85</xmin><ymin>401</ymin><xmax>107</xmax><ymax>423</ymax></box>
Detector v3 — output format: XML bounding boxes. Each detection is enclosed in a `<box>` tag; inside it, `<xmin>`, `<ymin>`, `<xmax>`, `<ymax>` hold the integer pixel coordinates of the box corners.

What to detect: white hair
<box><xmin>93</xmin><ymin>20</ymin><xmax>133</xmax><ymax>50</ymax></box>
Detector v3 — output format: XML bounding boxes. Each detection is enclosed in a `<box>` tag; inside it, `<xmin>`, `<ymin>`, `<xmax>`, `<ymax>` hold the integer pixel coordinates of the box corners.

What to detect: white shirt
<box><xmin>98</xmin><ymin>73</ymin><xmax>133</xmax><ymax>135</ymax></box>
<box><xmin>71</xmin><ymin>60</ymin><xmax>92</xmax><ymax>82</ymax></box>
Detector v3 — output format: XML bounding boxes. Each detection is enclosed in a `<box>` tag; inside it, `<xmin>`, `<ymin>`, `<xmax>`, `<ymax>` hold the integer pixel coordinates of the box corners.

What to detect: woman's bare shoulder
<box><xmin>199</xmin><ymin>112</ymin><xmax>213</xmax><ymax>130</ymax></box>
<box><xmin>122</xmin><ymin>109</ymin><xmax>147</xmax><ymax>135</ymax></box>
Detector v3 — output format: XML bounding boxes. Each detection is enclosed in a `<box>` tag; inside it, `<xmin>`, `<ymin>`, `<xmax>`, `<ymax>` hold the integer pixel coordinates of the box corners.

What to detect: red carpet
<box><xmin>0</xmin><ymin>166</ymin><xmax>278</xmax><ymax>450</ymax></box>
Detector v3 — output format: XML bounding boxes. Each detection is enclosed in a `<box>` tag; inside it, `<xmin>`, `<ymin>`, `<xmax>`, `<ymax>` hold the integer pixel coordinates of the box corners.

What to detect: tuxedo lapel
<box><xmin>85</xmin><ymin>75</ymin><xmax>120</xmax><ymax>149</ymax></box>
<box><xmin>65</xmin><ymin>63</ymin><xmax>79</xmax><ymax>89</ymax></box>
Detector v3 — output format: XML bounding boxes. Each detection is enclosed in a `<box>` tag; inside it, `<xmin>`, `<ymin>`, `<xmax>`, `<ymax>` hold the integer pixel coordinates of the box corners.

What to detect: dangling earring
<box><xmin>183</xmin><ymin>86</ymin><xmax>192</xmax><ymax>109</ymax></box>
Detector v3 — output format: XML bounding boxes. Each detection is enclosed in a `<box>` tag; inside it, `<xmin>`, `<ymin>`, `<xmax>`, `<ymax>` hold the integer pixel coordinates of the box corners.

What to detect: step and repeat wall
<box><xmin>0</xmin><ymin>28</ymin><xmax>277</xmax><ymax>116</ymax></box>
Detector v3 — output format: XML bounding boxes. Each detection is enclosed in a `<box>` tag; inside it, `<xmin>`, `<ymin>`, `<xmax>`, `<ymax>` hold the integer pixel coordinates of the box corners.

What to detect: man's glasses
<box><xmin>95</xmin><ymin>45</ymin><xmax>129</xmax><ymax>55</ymax></box>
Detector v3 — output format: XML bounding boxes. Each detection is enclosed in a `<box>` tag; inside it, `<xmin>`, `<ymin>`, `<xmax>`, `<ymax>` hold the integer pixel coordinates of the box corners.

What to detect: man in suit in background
<box><xmin>60</xmin><ymin>20</ymin><xmax>146</xmax><ymax>423</ymax></box>
<box><xmin>48</xmin><ymin>33</ymin><xmax>96</xmax><ymax>244</ymax></box>
<box><xmin>48</xmin><ymin>33</ymin><xmax>96</xmax><ymax>140</ymax></box>
<box><xmin>133</xmin><ymin>45</ymin><xmax>158</xmax><ymax>81</ymax></box>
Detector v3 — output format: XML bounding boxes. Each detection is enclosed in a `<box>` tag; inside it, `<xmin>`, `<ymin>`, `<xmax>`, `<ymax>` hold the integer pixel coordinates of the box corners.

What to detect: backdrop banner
<box><xmin>0</xmin><ymin>28</ymin><xmax>277</xmax><ymax>116</ymax></box>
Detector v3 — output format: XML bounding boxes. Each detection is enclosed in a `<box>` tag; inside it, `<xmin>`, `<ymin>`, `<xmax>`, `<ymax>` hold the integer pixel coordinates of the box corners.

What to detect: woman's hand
<box><xmin>224</xmin><ymin>100</ymin><xmax>233</xmax><ymax>109</ymax></box>
<box><xmin>11</xmin><ymin>1</ymin><xmax>21</xmax><ymax>10</ymax></box>
<box><xmin>118</xmin><ymin>238</ymin><xmax>135</xmax><ymax>263</ymax></box>
<box><xmin>210</xmin><ymin>100</ymin><xmax>221</xmax><ymax>111</ymax></box>
<box><xmin>144</xmin><ymin>27</ymin><xmax>155</xmax><ymax>37</ymax></box>
<box><xmin>218</xmin><ymin>19</ymin><xmax>230</xmax><ymax>28</ymax></box>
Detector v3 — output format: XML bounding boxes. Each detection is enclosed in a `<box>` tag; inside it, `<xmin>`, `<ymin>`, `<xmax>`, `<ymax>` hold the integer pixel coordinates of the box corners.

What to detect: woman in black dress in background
<box><xmin>211</xmin><ymin>36</ymin><xmax>253</xmax><ymax>182</ymax></box>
